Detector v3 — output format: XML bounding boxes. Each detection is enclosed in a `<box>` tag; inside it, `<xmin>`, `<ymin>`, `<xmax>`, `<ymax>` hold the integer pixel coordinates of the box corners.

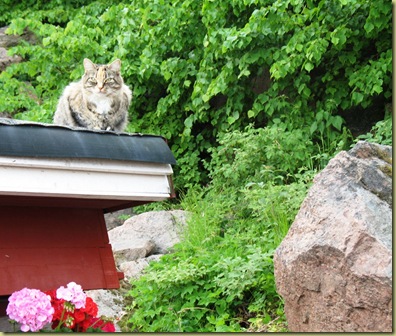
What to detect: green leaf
<box><xmin>304</xmin><ymin>62</ymin><xmax>314</xmax><ymax>72</ymax></box>
<box><xmin>184</xmin><ymin>115</ymin><xmax>194</xmax><ymax>128</ymax></box>
<box><xmin>372</xmin><ymin>84</ymin><xmax>383</xmax><ymax>94</ymax></box>
<box><xmin>331</xmin><ymin>116</ymin><xmax>343</xmax><ymax>131</ymax></box>
<box><xmin>310</xmin><ymin>121</ymin><xmax>317</xmax><ymax>134</ymax></box>
<box><xmin>247</xmin><ymin>109</ymin><xmax>256</xmax><ymax>118</ymax></box>
<box><xmin>364</xmin><ymin>21</ymin><xmax>375</xmax><ymax>34</ymax></box>
<box><xmin>352</xmin><ymin>91</ymin><xmax>364</xmax><ymax>105</ymax></box>
<box><xmin>295</xmin><ymin>43</ymin><xmax>303</xmax><ymax>52</ymax></box>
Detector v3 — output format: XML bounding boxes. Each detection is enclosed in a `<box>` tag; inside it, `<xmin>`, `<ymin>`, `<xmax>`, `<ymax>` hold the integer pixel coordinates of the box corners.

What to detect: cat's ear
<box><xmin>108</xmin><ymin>59</ymin><xmax>121</xmax><ymax>73</ymax></box>
<box><xmin>83</xmin><ymin>58</ymin><xmax>96</xmax><ymax>72</ymax></box>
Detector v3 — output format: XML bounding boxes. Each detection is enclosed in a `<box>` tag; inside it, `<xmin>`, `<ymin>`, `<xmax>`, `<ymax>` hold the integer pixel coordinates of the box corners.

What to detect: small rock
<box><xmin>0</xmin><ymin>316</ymin><xmax>16</xmax><ymax>333</ymax></box>
<box><xmin>85</xmin><ymin>288</ymin><xmax>126</xmax><ymax>332</ymax></box>
<box><xmin>113</xmin><ymin>240</ymin><xmax>155</xmax><ymax>266</ymax></box>
<box><xmin>119</xmin><ymin>255</ymin><xmax>163</xmax><ymax>280</ymax></box>
<box><xmin>104</xmin><ymin>208</ymin><xmax>134</xmax><ymax>231</ymax></box>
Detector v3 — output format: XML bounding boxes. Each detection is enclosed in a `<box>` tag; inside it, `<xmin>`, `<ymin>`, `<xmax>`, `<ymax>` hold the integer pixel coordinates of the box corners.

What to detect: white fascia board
<box><xmin>0</xmin><ymin>157</ymin><xmax>174</xmax><ymax>200</ymax></box>
<box><xmin>0</xmin><ymin>156</ymin><xmax>173</xmax><ymax>175</ymax></box>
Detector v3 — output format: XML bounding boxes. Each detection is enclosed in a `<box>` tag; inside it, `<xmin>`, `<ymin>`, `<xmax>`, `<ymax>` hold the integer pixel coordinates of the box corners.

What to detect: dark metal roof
<box><xmin>0</xmin><ymin>118</ymin><xmax>176</xmax><ymax>165</ymax></box>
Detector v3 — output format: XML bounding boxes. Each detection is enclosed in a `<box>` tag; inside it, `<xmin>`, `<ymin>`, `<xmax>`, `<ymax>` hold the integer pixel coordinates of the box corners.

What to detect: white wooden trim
<box><xmin>0</xmin><ymin>156</ymin><xmax>173</xmax><ymax>175</ymax></box>
<box><xmin>0</xmin><ymin>157</ymin><xmax>174</xmax><ymax>201</ymax></box>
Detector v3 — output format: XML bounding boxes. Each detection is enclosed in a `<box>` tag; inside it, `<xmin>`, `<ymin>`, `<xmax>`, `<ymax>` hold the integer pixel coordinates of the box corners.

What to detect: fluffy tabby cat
<box><xmin>53</xmin><ymin>58</ymin><xmax>132</xmax><ymax>132</ymax></box>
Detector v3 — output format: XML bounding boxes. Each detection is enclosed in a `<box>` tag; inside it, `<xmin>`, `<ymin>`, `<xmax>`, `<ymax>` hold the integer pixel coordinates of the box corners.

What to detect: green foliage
<box><xmin>207</xmin><ymin>120</ymin><xmax>352</xmax><ymax>192</ymax></box>
<box><xmin>0</xmin><ymin>0</ymin><xmax>391</xmax><ymax>189</ymax></box>
<box><xmin>0</xmin><ymin>1</ymin><xmax>87</xmax><ymax>26</ymax></box>
<box><xmin>0</xmin><ymin>1</ymin><xmax>391</xmax><ymax>332</ymax></box>
<box><xmin>123</xmin><ymin>124</ymin><xmax>314</xmax><ymax>332</ymax></box>
<box><xmin>1</xmin><ymin>1</ymin><xmax>390</xmax><ymax>330</ymax></box>
<box><xmin>356</xmin><ymin>104</ymin><xmax>392</xmax><ymax>146</ymax></box>
<box><xmin>124</xmin><ymin>181</ymin><xmax>307</xmax><ymax>332</ymax></box>
<box><xmin>208</xmin><ymin>123</ymin><xmax>319</xmax><ymax>188</ymax></box>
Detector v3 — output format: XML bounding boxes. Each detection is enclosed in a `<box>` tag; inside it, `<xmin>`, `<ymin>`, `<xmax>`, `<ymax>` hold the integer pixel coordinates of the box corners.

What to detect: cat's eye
<box><xmin>105</xmin><ymin>78</ymin><xmax>115</xmax><ymax>84</ymax></box>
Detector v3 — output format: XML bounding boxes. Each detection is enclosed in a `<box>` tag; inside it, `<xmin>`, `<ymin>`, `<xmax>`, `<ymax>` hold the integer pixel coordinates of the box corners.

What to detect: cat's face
<box><xmin>82</xmin><ymin>58</ymin><xmax>123</xmax><ymax>96</ymax></box>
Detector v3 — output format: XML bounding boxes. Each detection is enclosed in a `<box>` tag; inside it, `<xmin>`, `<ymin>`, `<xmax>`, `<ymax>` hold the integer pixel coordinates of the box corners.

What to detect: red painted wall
<box><xmin>0</xmin><ymin>206</ymin><xmax>120</xmax><ymax>297</ymax></box>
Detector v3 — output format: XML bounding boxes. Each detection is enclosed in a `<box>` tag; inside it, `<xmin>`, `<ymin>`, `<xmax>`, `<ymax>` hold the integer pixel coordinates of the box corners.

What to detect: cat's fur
<box><xmin>53</xmin><ymin>58</ymin><xmax>132</xmax><ymax>132</ymax></box>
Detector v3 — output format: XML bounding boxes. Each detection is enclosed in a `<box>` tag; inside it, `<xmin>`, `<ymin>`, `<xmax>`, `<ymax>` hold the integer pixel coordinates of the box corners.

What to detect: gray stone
<box><xmin>119</xmin><ymin>255</ymin><xmax>163</xmax><ymax>280</ymax></box>
<box><xmin>0</xmin><ymin>26</ymin><xmax>37</xmax><ymax>48</ymax></box>
<box><xmin>274</xmin><ymin>141</ymin><xmax>392</xmax><ymax>332</ymax></box>
<box><xmin>108</xmin><ymin>210</ymin><xmax>188</xmax><ymax>254</ymax></box>
<box><xmin>85</xmin><ymin>289</ymin><xmax>126</xmax><ymax>332</ymax></box>
<box><xmin>113</xmin><ymin>239</ymin><xmax>155</xmax><ymax>266</ymax></box>
<box><xmin>104</xmin><ymin>208</ymin><xmax>134</xmax><ymax>230</ymax></box>
<box><xmin>0</xmin><ymin>316</ymin><xmax>16</xmax><ymax>332</ymax></box>
<box><xmin>0</xmin><ymin>26</ymin><xmax>38</xmax><ymax>72</ymax></box>
<box><xmin>0</xmin><ymin>46</ymin><xmax>22</xmax><ymax>71</ymax></box>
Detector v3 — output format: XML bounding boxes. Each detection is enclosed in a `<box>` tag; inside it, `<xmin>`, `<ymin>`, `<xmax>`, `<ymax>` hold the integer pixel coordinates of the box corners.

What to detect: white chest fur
<box><xmin>89</xmin><ymin>93</ymin><xmax>112</xmax><ymax>115</ymax></box>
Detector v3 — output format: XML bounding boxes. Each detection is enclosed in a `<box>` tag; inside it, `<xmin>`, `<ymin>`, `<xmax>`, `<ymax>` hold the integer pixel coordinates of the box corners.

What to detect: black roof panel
<box><xmin>0</xmin><ymin>118</ymin><xmax>176</xmax><ymax>165</ymax></box>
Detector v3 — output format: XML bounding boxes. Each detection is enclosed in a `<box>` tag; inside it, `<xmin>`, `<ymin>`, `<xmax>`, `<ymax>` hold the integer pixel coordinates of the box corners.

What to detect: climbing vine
<box><xmin>0</xmin><ymin>0</ymin><xmax>392</xmax><ymax>188</ymax></box>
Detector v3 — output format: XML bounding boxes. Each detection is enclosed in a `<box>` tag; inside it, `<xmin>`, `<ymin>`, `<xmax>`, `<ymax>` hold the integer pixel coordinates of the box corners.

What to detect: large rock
<box><xmin>0</xmin><ymin>47</ymin><xmax>22</xmax><ymax>71</ymax></box>
<box><xmin>0</xmin><ymin>26</ymin><xmax>37</xmax><ymax>48</ymax></box>
<box><xmin>0</xmin><ymin>26</ymin><xmax>38</xmax><ymax>72</ymax></box>
<box><xmin>109</xmin><ymin>209</ymin><xmax>188</xmax><ymax>282</ymax></box>
<box><xmin>108</xmin><ymin>210</ymin><xmax>188</xmax><ymax>255</ymax></box>
<box><xmin>274</xmin><ymin>141</ymin><xmax>392</xmax><ymax>332</ymax></box>
<box><xmin>93</xmin><ymin>210</ymin><xmax>188</xmax><ymax>330</ymax></box>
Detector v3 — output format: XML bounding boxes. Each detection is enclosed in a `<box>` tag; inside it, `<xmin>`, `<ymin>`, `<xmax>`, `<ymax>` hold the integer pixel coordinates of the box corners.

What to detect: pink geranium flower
<box><xmin>56</xmin><ymin>282</ymin><xmax>87</xmax><ymax>309</ymax></box>
<box><xmin>7</xmin><ymin>282</ymin><xmax>115</xmax><ymax>332</ymax></box>
<box><xmin>6</xmin><ymin>288</ymin><xmax>54</xmax><ymax>332</ymax></box>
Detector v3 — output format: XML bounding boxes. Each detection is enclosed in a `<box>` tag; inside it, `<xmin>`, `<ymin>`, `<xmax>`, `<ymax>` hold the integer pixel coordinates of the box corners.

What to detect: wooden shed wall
<box><xmin>0</xmin><ymin>205</ymin><xmax>120</xmax><ymax>296</ymax></box>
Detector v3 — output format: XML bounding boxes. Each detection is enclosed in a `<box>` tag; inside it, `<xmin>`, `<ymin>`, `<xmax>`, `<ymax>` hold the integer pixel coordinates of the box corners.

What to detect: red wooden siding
<box><xmin>0</xmin><ymin>205</ymin><xmax>120</xmax><ymax>296</ymax></box>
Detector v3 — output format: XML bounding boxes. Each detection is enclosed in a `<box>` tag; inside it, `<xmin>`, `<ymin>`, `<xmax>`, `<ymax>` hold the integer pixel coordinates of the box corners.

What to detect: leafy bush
<box><xmin>356</xmin><ymin>104</ymin><xmax>392</xmax><ymax>146</ymax></box>
<box><xmin>207</xmin><ymin>122</ymin><xmax>338</xmax><ymax>189</ymax></box>
<box><xmin>0</xmin><ymin>0</ymin><xmax>391</xmax><ymax>189</ymax></box>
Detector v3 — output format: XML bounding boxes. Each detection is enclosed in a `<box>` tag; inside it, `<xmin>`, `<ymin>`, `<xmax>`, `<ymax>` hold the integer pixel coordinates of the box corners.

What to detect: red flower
<box><xmin>73</xmin><ymin>309</ymin><xmax>86</xmax><ymax>324</ymax></box>
<box><xmin>81</xmin><ymin>297</ymin><xmax>98</xmax><ymax>317</ymax></box>
<box><xmin>44</xmin><ymin>287</ymin><xmax>115</xmax><ymax>332</ymax></box>
<box><xmin>102</xmin><ymin>321</ymin><xmax>116</xmax><ymax>332</ymax></box>
<box><xmin>78</xmin><ymin>318</ymin><xmax>92</xmax><ymax>332</ymax></box>
<box><xmin>45</xmin><ymin>289</ymin><xmax>65</xmax><ymax>321</ymax></box>
<box><xmin>87</xmin><ymin>317</ymin><xmax>116</xmax><ymax>332</ymax></box>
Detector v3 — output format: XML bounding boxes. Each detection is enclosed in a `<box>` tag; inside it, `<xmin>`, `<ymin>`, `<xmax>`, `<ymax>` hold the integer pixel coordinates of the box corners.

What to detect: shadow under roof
<box><xmin>0</xmin><ymin>118</ymin><xmax>176</xmax><ymax>165</ymax></box>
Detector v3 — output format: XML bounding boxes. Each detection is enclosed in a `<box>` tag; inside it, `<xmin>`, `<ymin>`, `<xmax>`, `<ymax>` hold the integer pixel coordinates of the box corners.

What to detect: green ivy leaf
<box><xmin>304</xmin><ymin>62</ymin><xmax>314</xmax><ymax>72</ymax></box>
<box><xmin>352</xmin><ymin>91</ymin><xmax>364</xmax><ymax>105</ymax></box>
